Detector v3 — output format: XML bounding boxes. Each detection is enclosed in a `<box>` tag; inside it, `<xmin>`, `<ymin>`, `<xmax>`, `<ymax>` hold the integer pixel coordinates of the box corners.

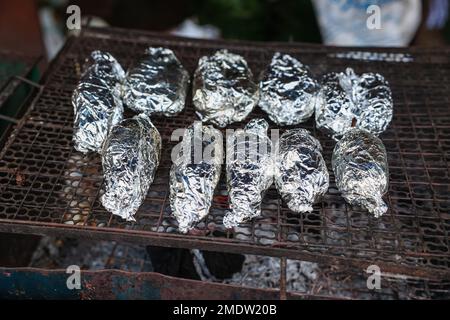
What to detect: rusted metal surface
<box><xmin>17</xmin><ymin>237</ymin><xmax>449</xmax><ymax>300</ymax></box>
<box><xmin>279</xmin><ymin>257</ymin><xmax>287</xmax><ymax>300</ymax></box>
<box><xmin>0</xmin><ymin>267</ymin><xmax>337</xmax><ymax>300</ymax></box>
<box><xmin>0</xmin><ymin>27</ymin><xmax>449</xmax><ymax>281</ymax></box>
<box><xmin>0</xmin><ymin>51</ymin><xmax>42</xmax><ymax>267</ymax></box>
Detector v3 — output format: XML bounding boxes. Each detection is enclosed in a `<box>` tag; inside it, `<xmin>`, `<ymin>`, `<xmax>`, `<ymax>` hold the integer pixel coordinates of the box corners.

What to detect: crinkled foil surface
<box><xmin>332</xmin><ymin>128</ymin><xmax>389</xmax><ymax>218</ymax></box>
<box><xmin>259</xmin><ymin>53</ymin><xmax>319</xmax><ymax>126</ymax></box>
<box><xmin>170</xmin><ymin>122</ymin><xmax>223</xmax><ymax>233</ymax></box>
<box><xmin>101</xmin><ymin>113</ymin><xmax>161</xmax><ymax>221</ymax></box>
<box><xmin>274</xmin><ymin>129</ymin><xmax>329</xmax><ymax>213</ymax></box>
<box><xmin>224</xmin><ymin>119</ymin><xmax>273</xmax><ymax>228</ymax></box>
<box><xmin>72</xmin><ymin>51</ymin><xmax>125</xmax><ymax>153</ymax></box>
<box><xmin>315</xmin><ymin>67</ymin><xmax>393</xmax><ymax>140</ymax></box>
<box><xmin>193</xmin><ymin>49</ymin><xmax>258</xmax><ymax>128</ymax></box>
<box><xmin>123</xmin><ymin>47</ymin><xmax>190</xmax><ymax>116</ymax></box>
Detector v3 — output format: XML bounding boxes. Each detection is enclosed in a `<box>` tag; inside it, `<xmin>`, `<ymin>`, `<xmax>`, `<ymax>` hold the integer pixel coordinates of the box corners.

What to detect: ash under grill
<box><xmin>29</xmin><ymin>236</ymin><xmax>450</xmax><ymax>299</ymax></box>
<box><xmin>0</xmin><ymin>27</ymin><xmax>449</xmax><ymax>283</ymax></box>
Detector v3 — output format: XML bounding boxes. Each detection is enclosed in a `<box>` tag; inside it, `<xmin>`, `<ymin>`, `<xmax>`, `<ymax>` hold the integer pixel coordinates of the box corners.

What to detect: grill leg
<box><xmin>280</xmin><ymin>257</ymin><xmax>287</xmax><ymax>300</ymax></box>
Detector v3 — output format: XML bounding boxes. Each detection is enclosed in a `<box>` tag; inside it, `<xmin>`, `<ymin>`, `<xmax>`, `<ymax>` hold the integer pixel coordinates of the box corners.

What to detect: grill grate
<box><xmin>0</xmin><ymin>50</ymin><xmax>39</xmax><ymax>105</ymax></box>
<box><xmin>0</xmin><ymin>27</ymin><xmax>449</xmax><ymax>280</ymax></box>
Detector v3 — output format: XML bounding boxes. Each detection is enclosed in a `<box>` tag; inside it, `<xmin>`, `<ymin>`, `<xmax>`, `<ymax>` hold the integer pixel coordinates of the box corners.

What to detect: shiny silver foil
<box><xmin>315</xmin><ymin>67</ymin><xmax>393</xmax><ymax>140</ymax></box>
<box><xmin>101</xmin><ymin>113</ymin><xmax>161</xmax><ymax>221</ymax></box>
<box><xmin>274</xmin><ymin>129</ymin><xmax>329</xmax><ymax>213</ymax></box>
<box><xmin>169</xmin><ymin>122</ymin><xmax>223</xmax><ymax>233</ymax></box>
<box><xmin>223</xmin><ymin>119</ymin><xmax>273</xmax><ymax>228</ymax></box>
<box><xmin>123</xmin><ymin>47</ymin><xmax>190</xmax><ymax>116</ymax></box>
<box><xmin>332</xmin><ymin>128</ymin><xmax>389</xmax><ymax>218</ymax></box>
<box><xmin>72</xmin><ymin>51</ymin><xmax>125</xmax><ymax>153</ymax></box>
<box><xmin>193</xmin><ymin>49</ymin><xmax>258</xmax><ymax>128</ymax></box>
<box><xmin>259</xmin><ymin>53</ymin><xmax>319</xmax><ymax>126</ymax></box>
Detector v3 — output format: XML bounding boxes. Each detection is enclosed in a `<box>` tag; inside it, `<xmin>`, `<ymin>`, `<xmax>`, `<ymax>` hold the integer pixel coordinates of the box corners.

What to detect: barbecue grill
<box><xmin>0</xmin><ymin>26</ymin><xmax>449</xmax><ymax>299</ymax></box>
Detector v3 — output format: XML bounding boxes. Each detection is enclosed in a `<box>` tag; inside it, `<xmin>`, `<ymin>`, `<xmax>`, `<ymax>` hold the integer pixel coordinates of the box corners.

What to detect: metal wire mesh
<box><xmin>0</xmin><ymin>27</ymin><xmax>449</xmax><ymax>280</ymax></box>
<box><xmin>0</xmin><ymin>50</ymin><xmax>38</xmax><ymax>105</ymax></box>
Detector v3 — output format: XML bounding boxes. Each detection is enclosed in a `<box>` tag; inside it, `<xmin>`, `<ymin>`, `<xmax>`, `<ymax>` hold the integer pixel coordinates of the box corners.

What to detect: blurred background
<box><xmin>0</xmin><ymin>0</ymin><xmax>449</xmax><ymax>64</ymax></box>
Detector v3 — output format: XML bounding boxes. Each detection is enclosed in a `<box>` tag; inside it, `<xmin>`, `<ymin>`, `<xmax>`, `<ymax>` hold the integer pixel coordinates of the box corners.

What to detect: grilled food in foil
<box><xmin>170</xmin><ymin>122</ymin><xmax>223</xmax><ymax>233</ymax></box>
<box><xmin>193</xmin><ymin>49</ymin><xmax>259</xmax><ymax>128</ymax></box>
<box><xmin>274</xmin><ymin>129</ymin><xmax>329</xmax><ymax>212</ymax></box>
<box><xmin>101</xmin><ymin>113</ymin><xmax>161</xmax><ymax>221</ymax></box>
<box><xmin>123</xmin><ymin>47</ymin><xmax>190</xmax><ymax>116</ymax></box>
<box><xmin>72</xmin><ymin>51</ymin><xmax>125</xmax><ymax>153</ymax></box>
<box><xmin>223</xmin><ymin>119</ymin><xmax>273</xmax><ymax>228</ymax></box>
<box><xmin>259</xmin><ymin>53</ymin><xmax>319</xmax><ymax>126</ymax></box>
<box><xmin>315</xmin><ymin>67</ymin><xmax>393</xmax><ymax>140</ymax></box>
<box><xmin>332</xmin><ymin>128</ymin><xmax>389</xmax><ymax>218</ymax></box>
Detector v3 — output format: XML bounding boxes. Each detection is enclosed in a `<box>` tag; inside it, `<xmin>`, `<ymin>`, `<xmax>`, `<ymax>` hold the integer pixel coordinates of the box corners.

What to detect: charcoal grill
<box><xmin>0</xmin><ymin>27</ymin><xmax>449</xmax><ymax>297</ymax></box>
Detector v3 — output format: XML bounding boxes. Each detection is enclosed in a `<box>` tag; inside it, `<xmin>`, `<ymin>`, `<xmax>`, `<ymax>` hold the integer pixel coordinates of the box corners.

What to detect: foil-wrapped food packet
<box><xmin>315</xmin><ymin>67</ymin><xmax>393</xmax><ymax>140</ymax></box>
<box><xmin>101</xmin><ymin>113</ymin><xmax>161</xmax><ymax>221</ymax></box>
<box><xmin>193</xmin><ymin>49</ymin><xmax>259</xmax><ymax>128</ymax></box>
<box><xmin>170</xmin><ymin>122</ymin><xmax>223</xmax><ymax>233</ymax></box>
<box><xmin>332</xmin><ymin>128</ymin><xmax>389</xmax><ymax>217</ymax></box>
<box><xmin>123</xmin><ymin>47</ymin><xmax>190</xmax><ymax>116</ymax></box>
<box><xmin>274</xmin><ymin>129</ymin><xmax>329</xmax><ymax>212</ymax></box>
<box><xmin>223</xmin><ymin>119</ymin><xmax>273</xmax><ymax>228</ymax></box>
<box><xmin>259</xmin><ymin>53</ymin><xmax>319</xmax><ymax>126</ymax></box>
<box><xmin>72</xmin><ymin>51</ymin><xmax>125</xmax><ymax>153</ymax></box>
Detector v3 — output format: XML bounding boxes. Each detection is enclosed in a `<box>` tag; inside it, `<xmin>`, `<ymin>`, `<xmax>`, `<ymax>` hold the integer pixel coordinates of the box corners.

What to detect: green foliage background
<box><xmin>192</xmin><ymin>0</ymin><xmax>322</xmax><ymax>43</ymax></box>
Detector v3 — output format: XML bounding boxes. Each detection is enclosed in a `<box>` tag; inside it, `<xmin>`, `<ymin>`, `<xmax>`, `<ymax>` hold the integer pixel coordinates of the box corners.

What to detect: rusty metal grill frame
<box><xmin>23</xmin><ymin>238</ymin><xmax>450</xmax><ymax>299</ymax></box>
<box><xmin>0</xmin><ymin>27</ymin><xmax>449</xmax><ymax>281</ymax></box>
<box><xmin>0</xmin><ymin>50</ymin><xmax>41</xmax><ymax>148</ymax></box>
<box><xmin>0</xmin><ymin>50</ymin><xmax>40</xmax><ymax>106</ymax></box>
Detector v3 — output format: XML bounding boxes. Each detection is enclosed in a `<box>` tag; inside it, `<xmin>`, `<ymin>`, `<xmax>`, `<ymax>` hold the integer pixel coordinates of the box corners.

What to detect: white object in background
<box><xmin>38</xmin><ymin>7</ymin><xmax>66</xmax><ymax>60</ymax></box>
<box><xmin>171</xmin><ymin>18</ymin><xmax>221</xmax><ymax>39</ymax></box>
<box><xmin>312</xmin><ymin>0</ymin><xmax>422</xmax><ymax>47</ymax></box>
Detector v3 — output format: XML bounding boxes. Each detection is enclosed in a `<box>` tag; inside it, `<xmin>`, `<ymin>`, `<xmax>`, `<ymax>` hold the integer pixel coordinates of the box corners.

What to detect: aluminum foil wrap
<box><xmin>259</xmin><ymin>53</ymin><xmax>319</xmax><ymax>126</ymax></box>
<box><xmin>315</xmin><ymin>67</ymin><xmax>393</xmax><ymax>140</ymax></box>
<box><xmin>72</xmin><ymin>51</ymin><xmax>125</xmax><ymax>153</ymax></box>
<box><xmin>193</xmin><ymin>49</ymin><xmax>258</xmax><ymax>128</ymax></box>
<box><xmin>101</xmin><ymin>113</ymin><xmax>161</xmax><ymax>221</ymax></box>
<box><xmin>123</xmin><ymin>47</ymin><xmax>190</xmax><ymax>116</ymax></box>
<box><xmin>274</xmin><ymin>129</ymin><xmax>329</xmax><ymax>212</ymax></box>
<box><xmin>170</xmin><ymin>122</ymin><xmax>223</xmax><ymax>233</ymax></box>
<box><xmin>223</xmin><ymin>119</ymin><xmax>273</xmax><ymax>228</ymax></box>
<box><xmin>332</xmin><ymin>128</ymin><xmax>389</xmax><ymax>218</ymax></box>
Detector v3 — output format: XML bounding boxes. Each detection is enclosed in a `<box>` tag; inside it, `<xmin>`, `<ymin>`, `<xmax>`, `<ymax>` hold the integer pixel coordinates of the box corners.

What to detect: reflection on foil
<box><xmin>72</xmin><ymin>51</ymin><xmax>125</xmax><ymax>153</ymax></box>
<box><xmin>193</xmin><ymin>49</ymin><xmax>258</xmax><ymax>128</ymax></box>
<box><xmin>332</xmin><ymin>128</ymin><xmax>389</xmax><ymax>218</ymax></box>
<box><xmin>170</xmin><ymin>122</ymin><xmax>223</xmax><ymax>233</ymax></box>
<box><xmin>274</xmin><ymin>129</ymin><xmax>329</xmax><ymax>213</ymax></box>
<box><xmin>315</xmin><ymin>67</ymin><xmax>393</xmax><ymax>140</ymax></box>
<box><xmin>101</xmin><ymin>113</ymin><xmax>161</xmax><ymax>221</ymax></box>
<box><xmin>259</xmin><ymin>52</ymin><xmax>318</xmax><ymax>125</ymax></box>
<box><xmin>224</xmin><ymin>119</ymin><xmax>273</xmax><ymax>228</ymax></box>
<box><xmin>123</xmin><ymin>47</ymin><xmax>190</xmax><ymax>116</ymax></box>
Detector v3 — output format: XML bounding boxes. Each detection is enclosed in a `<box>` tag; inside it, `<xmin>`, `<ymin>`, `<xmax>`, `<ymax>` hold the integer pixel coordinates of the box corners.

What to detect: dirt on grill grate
<box><xmin>0</xmin><ymin>27</ymin><xmax>449</xmax><ymax>281</ymax></box>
